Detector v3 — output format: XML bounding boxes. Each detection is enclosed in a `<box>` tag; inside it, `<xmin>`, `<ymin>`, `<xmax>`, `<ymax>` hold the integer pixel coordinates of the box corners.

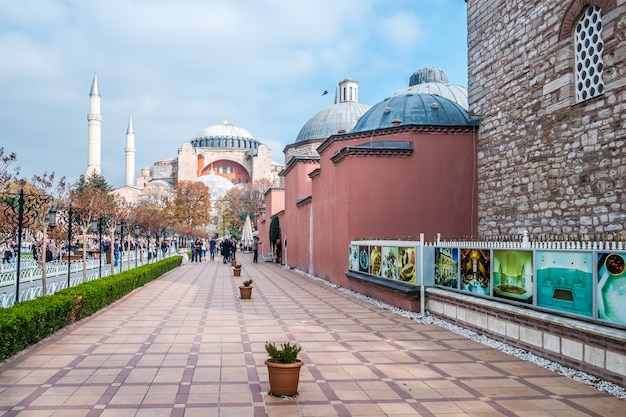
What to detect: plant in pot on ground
<box><xmin>233</xmin><ymin>264</ymin><xmax>242</xmax><ymax>276</ymax></box>
<box><xmin>264</xmin><ymin>341</ymin><xmax>303</xmax><ymax>397</ymax></box>
<box><xmin>239</xmin><ymin>279</ymin><xmax>253</xmax><ymax>299</ymax></box>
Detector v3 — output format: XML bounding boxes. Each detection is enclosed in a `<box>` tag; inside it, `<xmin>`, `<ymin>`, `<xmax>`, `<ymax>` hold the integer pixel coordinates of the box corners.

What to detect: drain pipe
<box><xmin>420</xmin><ymin>232</ymin><xmax>425</xmax><ymax>316</ymax></box>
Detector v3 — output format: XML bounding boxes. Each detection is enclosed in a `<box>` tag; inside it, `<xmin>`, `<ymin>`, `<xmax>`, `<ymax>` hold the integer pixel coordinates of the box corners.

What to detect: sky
<box><xmin>0</xmin><ymin>0</ymin><xmax>468</xmax><ymax>189</ymax></box>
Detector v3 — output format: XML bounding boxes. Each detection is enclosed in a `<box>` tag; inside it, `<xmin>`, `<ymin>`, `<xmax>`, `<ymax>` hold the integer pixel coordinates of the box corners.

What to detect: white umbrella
<box><xmin>241</xmin><ymin>215</ymin><xmax>254</xmax><ymax>251</ymax></box>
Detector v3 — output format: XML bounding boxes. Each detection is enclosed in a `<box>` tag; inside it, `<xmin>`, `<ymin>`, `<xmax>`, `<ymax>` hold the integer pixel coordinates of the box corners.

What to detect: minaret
<box><xmin>125</xmin><ymin>114</ymin><xmax>136</xmax><ymax>187</ymax></box>
<box><xmin>86</xmin><ymin>71</ymin><xmax>102</xmax><ymax>177</ymax></box>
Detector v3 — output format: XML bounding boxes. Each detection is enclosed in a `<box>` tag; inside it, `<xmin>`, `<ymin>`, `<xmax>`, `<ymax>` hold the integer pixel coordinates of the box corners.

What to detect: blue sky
<box><xmin>0</xmin><ymin>0</ymin><xmax>468</xmax><ymax>189</ymax></box>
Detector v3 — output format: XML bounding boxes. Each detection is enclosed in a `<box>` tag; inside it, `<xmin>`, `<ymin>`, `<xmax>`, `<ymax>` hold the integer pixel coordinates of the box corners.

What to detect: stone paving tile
<box><xmin>0</xmin><ymin>255</ymin><xmax>624</xmax><ymax>417</ymax></box>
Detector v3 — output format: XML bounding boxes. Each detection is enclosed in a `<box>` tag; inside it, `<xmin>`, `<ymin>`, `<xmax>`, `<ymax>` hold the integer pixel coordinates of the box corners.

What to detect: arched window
<box><xmin>574</xmin><ymin>5</ymin><xmax>604</xmax><ymax>102</ymax></box>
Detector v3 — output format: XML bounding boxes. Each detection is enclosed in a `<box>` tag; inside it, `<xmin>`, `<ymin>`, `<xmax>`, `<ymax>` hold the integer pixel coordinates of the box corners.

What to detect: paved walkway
<box><xmin>0</xmin><ymin>254</ymin><xmax>624</xmax><ymax>417</ymax></box>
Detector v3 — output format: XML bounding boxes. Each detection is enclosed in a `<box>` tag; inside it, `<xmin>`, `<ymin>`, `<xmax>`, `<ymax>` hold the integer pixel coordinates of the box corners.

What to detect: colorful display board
<box><xmin>536</xmin><ymin>251</ymin><xmax>593</xmax><ymax>317</ymax></box>
<box><xmin>435</xmin><ymin>248</ymin><xmax>459</xmax><ymax>289</ymax></box>
<box><xmin>493</xmin><ymin>250</ymin><xmax>533</xmax><ymax>304</ymax></box>
<box><xmin>460</xmin><ymin>249</ymin><xmax>490</xmax><ymax>295</ymax></box>
<box><xmin>350</xmin><ymin>241</ymin><xmax>626</xmax><ymax>328</ymax></box>
<box><xmin>597</xmin><ymin>252</ymin><xmax>626</xmax><ymax>326</ymax></box>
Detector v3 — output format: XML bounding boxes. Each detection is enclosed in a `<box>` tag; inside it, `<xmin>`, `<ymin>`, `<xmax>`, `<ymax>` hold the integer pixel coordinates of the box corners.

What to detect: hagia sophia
<box><xmin>84</xmin><ymin>72</ymin><xmax>282</xmax><ymax>208</ymax></box>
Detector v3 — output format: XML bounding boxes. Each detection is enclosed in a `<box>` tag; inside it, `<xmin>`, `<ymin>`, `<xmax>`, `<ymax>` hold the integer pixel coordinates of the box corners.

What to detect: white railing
<box><xmin>0</xmin><ymin>251</ymin><xmax>171</xmax><ymax>308</ymax></box>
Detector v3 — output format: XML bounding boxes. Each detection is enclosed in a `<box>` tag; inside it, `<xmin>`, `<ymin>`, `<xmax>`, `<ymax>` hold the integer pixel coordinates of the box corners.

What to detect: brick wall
<box><xmin>468</xmin><ymin>0</ymin><xmax>626</xmax><ymax>237</ymax></box>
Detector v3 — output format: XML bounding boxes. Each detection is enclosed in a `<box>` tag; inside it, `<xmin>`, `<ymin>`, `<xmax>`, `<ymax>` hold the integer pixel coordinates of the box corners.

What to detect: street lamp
<box><xmin>161</xmin><ymin>229</ymin><xmax>167</xmax><ymax>258</ymax></box>
<box><xmin>91</xmin><ymin>218</ymin><xmax>102</xmax><ymax>278</ymax></box>
<box><xmin>0</xmin><ymin>187</ymin><xmax>52</xmax><ymax>301</ymax></box>
<box><xmin>134</xmin><ymin>225</ymin><xmax>140</xmax><ymax>268</ymax></box>
<box><xmin>115</xmin><ymin>220</ymin><xmax>125</xmax><ymax>271</ymax></box>
<box><xmin>146</xmin><ymin>228</ymin><xmax>151</xmax><ymax>263</ymax></box>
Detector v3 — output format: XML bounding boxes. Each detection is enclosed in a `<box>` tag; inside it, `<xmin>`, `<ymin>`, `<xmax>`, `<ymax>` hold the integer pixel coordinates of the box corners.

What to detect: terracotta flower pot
<box><xmin>265</xmin><ymin>359</ymin><xmax>303</xmax><ymax>397</ymax></box>
<box><xmin>231</xmin><ymin>259</ymin><xmax>237</xmax><ymax>266</ymax></box>
<box><xmin>239</xmin><ymin>285</ymin><xmax>252</xmax><ymax>299</ymax></box>
<box><xmin>233</xmin><ymin>268</ymin><xmax>241</xmax><ymax>276</ymax></box>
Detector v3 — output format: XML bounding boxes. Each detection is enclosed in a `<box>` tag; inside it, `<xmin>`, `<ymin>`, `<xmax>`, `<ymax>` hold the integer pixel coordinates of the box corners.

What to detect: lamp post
<box><xmin>0</xmin><ymin>187</ymin><xmax>52</xmax><ymax>301</ymax></box>
<box><xmin>91</xmin><ymin>218</ymin><xmax>103</xmax><ymax>278</ymax></box>
<box><xmin>161</xmin><ymin>229</ymin><xmax>167</xmax><ymax>258</ymax></box>
<box><xmin>116</xmin><ymin>220</ymin><xmax>125</xmax><ymax>272</ymax></box>
<box><xmin>146</xmin><ymin>228</ymin><xmax>151</xmax><ymax>263</ymax></box>
<box><xmin>134</xmin><ymin>225</ymin><xmax>140</xmax><ymax>268</ymax></box>
<box><xmin>65</xmin><ymin>204</ymin><xmax>73</xmax><ymax>287</ymax></box>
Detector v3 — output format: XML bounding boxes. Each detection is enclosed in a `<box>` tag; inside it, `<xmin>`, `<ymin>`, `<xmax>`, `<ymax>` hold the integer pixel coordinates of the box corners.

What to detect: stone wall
<box><xmin>467</xmin><ymin>0</ymin><xmax>626</xmax><ymax>237</ymax></box>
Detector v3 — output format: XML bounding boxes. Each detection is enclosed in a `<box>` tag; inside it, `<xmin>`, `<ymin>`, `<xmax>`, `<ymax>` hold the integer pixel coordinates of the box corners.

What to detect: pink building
<box><xmin>261</xmin><ymin>68</ymin><xmax>478</xmax><ymax>311</ymax></box>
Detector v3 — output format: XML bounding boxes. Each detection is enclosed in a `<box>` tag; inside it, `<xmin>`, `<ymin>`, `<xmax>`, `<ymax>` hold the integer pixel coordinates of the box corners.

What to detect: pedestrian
<box><xmin>252</xmin><ymin>236</ymin><xmax>260</xmax><ymax>263</ymax></box>
<box><xmin>221</xmin><ymin>239</ymin><xmax>231</xmax><ymax>263</ymax></box>
<box><xmin>161</xmin><ymin>240</ymin><xmax>168</xmax><ymax>258</ymax></box>
<box><xmin>209</xmin><ymin>237</ymin><xmax>216</xmax><ymax>261</ymax></box>
<box><xmin>103</xmin><ymin>240</ymin><xmax>111</xmax><ymax>264</ymax></box>
<box><xmin>114</xmin><ymin>239</ymin><xmax>120</xmax><ymax>266</ymax></box>
<box><xmin>2</xmin><ymin>246</ymin><xmax>12</xmax><ymax>264</ymax></box>
<box><xmin>201</xmin><ymin>240</ymin><xmax>207</xmax><ymax>260</ymax></box>
<box><xmin>194</xmin><ymin>239</ymin><xmax>202</xmax><ymax>262</ymax></box>
<box><xmin>31</xmin><ymin>242</ymin><xmax>38</xmax><ymax>261</ymax></box>
<box><xmin>274</xmin><ymin>238</ymin><xmax>282</xmax><ymax>264</ymax></box>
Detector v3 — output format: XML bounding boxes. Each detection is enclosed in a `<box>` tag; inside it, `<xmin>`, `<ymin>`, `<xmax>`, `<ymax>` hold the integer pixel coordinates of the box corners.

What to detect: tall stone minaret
<box><xmin>125</xmin><ymin>114</ymin><xmax>136</xmax><ymax>187</ymax></box>
<box><xmin>86</xmin><ymin>71</ymin><xmax>102</xmax><ymax>177</ymax></box>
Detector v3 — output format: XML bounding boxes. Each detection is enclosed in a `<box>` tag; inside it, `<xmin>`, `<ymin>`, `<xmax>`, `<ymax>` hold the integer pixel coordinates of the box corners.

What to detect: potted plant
<box><xmin>230</xmin><ymin>257</ymin><xmax>237</xmax><ymax>267</ymax></box>
<box><xmin>233</xmin><ymin>264</ymin><xmax>242</xmax><ymax>276</ymax></box>
<box><xmin>264</xmin><ymin>341</ymin><xmax>303</xmax><ymax>397</ymax></box>
<box><xmin>239</xmin><ymin>279</ymin><xmax>253</xmax><ymax>299</ymax></box>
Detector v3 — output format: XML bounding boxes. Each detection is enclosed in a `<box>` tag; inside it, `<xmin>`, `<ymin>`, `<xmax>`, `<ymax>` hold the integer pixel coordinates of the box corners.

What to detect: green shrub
<box><xmin>0</xmin><ymin>256</ymin><xmax>182</xmax><ymax>361</ymax></box>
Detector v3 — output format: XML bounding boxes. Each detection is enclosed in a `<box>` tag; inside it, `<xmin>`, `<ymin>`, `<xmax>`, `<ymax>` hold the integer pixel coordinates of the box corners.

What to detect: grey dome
<box><xmin>390</xmin><ymin>83</ymin><xmax>468</xmax><ymax>110</ymax></box>
<box><xmin>352</xmin><ymin>93</ymin><xmax>476</xmax><ymax>132</ymax></box>
<box><xmin>191</xmin><ymin>117</ymin><xmax>260</xmax><ymax>150</ymax></box>
<box><xmin>296</xmin><ymin>101</ymin><xmax>371</xmax><ymax>142</ymax></box>
<box><xmin>409</xmin><ymin>66</ymin><xmax>449</xmax><ymax>85</ymax></box>
<box><xmin>194</xmin><ymin>174</ymin><xmax>234</xmax><ymax>200</ymax></box>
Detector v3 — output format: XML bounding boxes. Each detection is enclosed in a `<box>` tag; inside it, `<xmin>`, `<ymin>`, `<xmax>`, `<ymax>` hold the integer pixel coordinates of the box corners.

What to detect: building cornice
<box><xmin>281</xmin><ymin>155</ymin><xmax>321</xmax><ymax>177</ymax></box>
<box><xmin>317</xmin><ymin>124</ymin><xmax>477</xmax><ymax>156</ymax></box>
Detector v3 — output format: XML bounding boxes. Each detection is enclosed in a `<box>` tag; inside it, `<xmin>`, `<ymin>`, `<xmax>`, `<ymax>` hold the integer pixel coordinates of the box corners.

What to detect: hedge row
<box><xmin>0</xmin><ymin>256</ymin><xmax>182</xmax><ymax>361</ymax></box>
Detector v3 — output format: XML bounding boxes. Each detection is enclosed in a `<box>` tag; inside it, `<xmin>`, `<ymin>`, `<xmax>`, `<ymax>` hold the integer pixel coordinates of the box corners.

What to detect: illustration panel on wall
<box><xmin>460</xmin><ymin>249</ymin><xmax>491</xmax><ymax>295</ymax></box>
<box><xmin>349</xmin><ymin>245</ymin><xmax>358</xmax><ymax>271</ymax></box>
<box><xmin>381</xmin><ymin>246</ymin><xmax>398</xmax><ymax>280</ymax></box>
<box><xmin>597</xmin><ymin>252</ymin><xmax>626</xmax><ymax>326</ymax></box>
<box><xmin>358</xmin><ymin>245</ymin><xmax>370</xmax><ymax>273</ymax></box>
<box><xmin>493</xmin><ymin>250</ymin><xmax>533</xmax><ymax>304</ymax></box>
<box><xmin>398</xmin><ymin>246</ymin><xmax>416</xmax><ymax>284</ymax></box>
<box><xmin>370</xmin><ymin>246</ymin><xmax>382</xmax><ymax>276</ymax></box>
<box><xmin>536</xmin><ymin>251</ymin><xmax>593</xmax><ymax>317</ymax></box>
<box><xmin>435</xmin><ymin>247</ymin><xmax>459</xmax><ymax>289</ymax></box>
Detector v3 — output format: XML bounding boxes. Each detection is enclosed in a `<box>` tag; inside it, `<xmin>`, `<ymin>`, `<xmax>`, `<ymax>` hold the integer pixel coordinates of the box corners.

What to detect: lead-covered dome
<box><xmin>352</xmin><ymin>67</ymin><xmax>475</xmax><ymax>132</ymax></box>
<box><xmin>191</xmin><ymin>116</ymin><xmax>260</xmax><ymax>150</ymax></box>
<box><xmin>352</xmin><ymin>93</ymin><xmax>475</xmax><ymax>132</ymax></box>
<box><xmin>296</xmin><ymin>101</ymin><xmax>371</xmax><ymax>142</ymax></box>
<box><xmin>194</xmin><ymin>173</ymin><xmax>235</xmax><ymax>199</ymax></box>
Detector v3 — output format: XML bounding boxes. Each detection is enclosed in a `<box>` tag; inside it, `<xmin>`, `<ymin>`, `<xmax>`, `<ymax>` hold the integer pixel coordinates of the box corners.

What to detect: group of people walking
<box><xmin>187</xmin><ymin>235</ymin><xmax>283</xmax><ymax>266</ymax></box>
<box><xmin>190</xmin><ymin>237</ymin><xmax>239</xmax><ymax>263</ymax></box>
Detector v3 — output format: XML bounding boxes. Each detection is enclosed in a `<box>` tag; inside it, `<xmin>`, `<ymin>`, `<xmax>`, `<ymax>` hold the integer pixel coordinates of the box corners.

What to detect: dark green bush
<box><xmin>0</xmin><ymin>256</ymin><xmax>182</xmax><ymax>361</ymax></box>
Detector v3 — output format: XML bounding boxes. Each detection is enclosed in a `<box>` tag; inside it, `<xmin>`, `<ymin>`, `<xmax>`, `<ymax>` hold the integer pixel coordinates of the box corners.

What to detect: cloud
<box><xmin>0</xmin><ymin>0</ymin><xmax>468</xmax><ymax>188</ymax></box>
